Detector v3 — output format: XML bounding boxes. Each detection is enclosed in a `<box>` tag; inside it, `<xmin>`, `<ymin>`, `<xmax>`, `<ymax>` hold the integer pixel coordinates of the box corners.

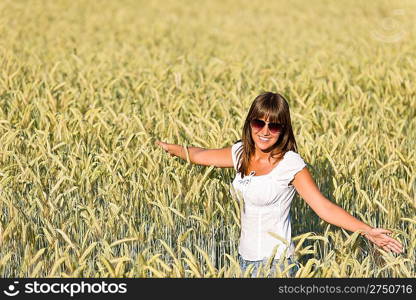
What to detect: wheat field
<box><xmin>0</xmin><ymin>0</ymin><xmax>415</xmax><ymax>278</ymax></box>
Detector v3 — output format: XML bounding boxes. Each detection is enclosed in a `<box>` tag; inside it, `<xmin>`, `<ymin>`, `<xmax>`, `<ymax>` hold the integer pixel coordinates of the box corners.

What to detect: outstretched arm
<box><xmin>155</xmin><ymin>140</ymin><xmax>234</xmax><ymax>168</ymax></box>
<box><xmin>292</xmin><ymin>167</ymin><xmax>403</xmax><ymax>254</ymax></box>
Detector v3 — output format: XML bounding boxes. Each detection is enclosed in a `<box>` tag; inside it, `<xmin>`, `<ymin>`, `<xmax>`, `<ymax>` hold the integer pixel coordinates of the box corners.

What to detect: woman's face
<box><xmin>250</xmin><ymin>116</ymin><xmax>281</xmax><ymax>151</ymax></box>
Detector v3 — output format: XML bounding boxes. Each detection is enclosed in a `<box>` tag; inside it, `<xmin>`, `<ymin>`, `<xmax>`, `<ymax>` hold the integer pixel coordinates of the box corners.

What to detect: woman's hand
<box><xmin>155</xmin><ymin>140</ymin><xmax>175</xmax><ymax>156</ymax></box>
<box><xmin>363</xmin><ymin>228</ymin><xmax>403</xmax><ymax>254</ymax></box>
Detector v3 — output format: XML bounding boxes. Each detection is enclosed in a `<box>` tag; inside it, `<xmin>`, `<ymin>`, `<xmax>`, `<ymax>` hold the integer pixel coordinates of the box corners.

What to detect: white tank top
<box><xmin>230</xmin><ymin>141</ymin><xmax>306</xmax><ymax>261</ymax></box>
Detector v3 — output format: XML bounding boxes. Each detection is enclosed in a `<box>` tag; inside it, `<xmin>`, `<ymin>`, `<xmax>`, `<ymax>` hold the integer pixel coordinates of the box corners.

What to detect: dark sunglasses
<box><xmin>250</xmin><ymin>119</ymin><xmax>284</xmax><ymax>134</ymax></box>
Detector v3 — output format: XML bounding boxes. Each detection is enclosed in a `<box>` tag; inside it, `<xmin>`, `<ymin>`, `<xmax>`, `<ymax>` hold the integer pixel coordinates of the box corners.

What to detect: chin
<box><xmin>255</xmin><ymin>139</ymin><xmax>276</xmax><ymax>149</ymax></box>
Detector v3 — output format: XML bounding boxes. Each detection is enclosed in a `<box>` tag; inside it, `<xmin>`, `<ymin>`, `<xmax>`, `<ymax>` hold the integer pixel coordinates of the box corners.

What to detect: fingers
<box><xmin>388</xmin><ymin>242</ymin><xmax>403</xmax><ymax>253</ymax></box>
<box><xmin>381</xmin><ymin>245</ymin><xmax>391</xmax><ymax>253</ymax></box>
<box><xmin>372</xmin><ymin>230</ymin><xmax>404</xmax><ymax>254</ymax></box>
<box><xmin>380</xmin><ymin>243</ymin><xmax>395</xmax><ymax>254</ymax></box>
<box><xmin>378</xmin><ymin>239</ymin><xmax>403</xmax><ymax>254</ymax></box>
<box><xmin>389</xmin><ymin>239</ymin><xmax>403</xmax><ymax>253</ymax></box>
<box><xmin>386</xmin><ymin>237</ymin><xmax>403</xmax><ymax>249</ymax></box>
<box><xmin>155</xmin><ymin>140</ymin><xmax>169</xmax><ymax>151</ymax></box>
<box><xmin>374</xmin><ymin>228</ymin><xmax>404</xmax><ymax>253</ymax></box>
<box><xmin>382</xmin><ymin>234</ymin><xmax>403</xmax><ymax>252</ymax></box>
<box><xmin>388</xmin><ymin>243</ymin><xmax>402</xmax><ymax>254</ymax></box>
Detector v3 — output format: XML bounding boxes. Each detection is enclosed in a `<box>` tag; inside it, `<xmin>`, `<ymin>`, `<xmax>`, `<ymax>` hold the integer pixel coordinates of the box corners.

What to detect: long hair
<box><xmin>235</xmin><ymin>92</ymin><xmax>299</xmax><ymax>178</ymax></box>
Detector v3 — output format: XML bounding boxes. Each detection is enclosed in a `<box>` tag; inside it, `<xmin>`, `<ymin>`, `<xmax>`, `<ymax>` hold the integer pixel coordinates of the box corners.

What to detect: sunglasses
<box><xmin>250</xmin><ymin>119</ymin><xmax>284</xmax><ymax>134</ymax></box>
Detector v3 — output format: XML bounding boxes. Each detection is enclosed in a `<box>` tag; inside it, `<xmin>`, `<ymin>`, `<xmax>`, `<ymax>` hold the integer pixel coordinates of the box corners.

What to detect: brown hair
<box><xmin>234</xmin><ymin>92</ymin><xmax>299</xmax><ymax>178</ymax></box>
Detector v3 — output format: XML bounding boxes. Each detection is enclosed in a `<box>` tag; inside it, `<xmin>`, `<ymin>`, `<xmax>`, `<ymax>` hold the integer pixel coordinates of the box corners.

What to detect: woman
<box><xmin>155</xmin><ymin>92</ymin><xmax>403</xmax><ymax>278</ymax></box>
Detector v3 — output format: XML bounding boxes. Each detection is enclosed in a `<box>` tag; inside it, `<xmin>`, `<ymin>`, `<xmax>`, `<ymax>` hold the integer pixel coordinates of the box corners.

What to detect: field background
<box><xmin>0</xmin><ymin>0</ymin><xmax>415</xmax><ymax>277</ymax></box>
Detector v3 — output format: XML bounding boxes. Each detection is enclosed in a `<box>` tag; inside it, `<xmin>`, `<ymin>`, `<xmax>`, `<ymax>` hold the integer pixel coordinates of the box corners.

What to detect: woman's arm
<box><xmin>155</xmin><ymin>140</ymin><xmax>234</xmax><ymax>168</ymax></box>
<box><xmin>292</xmin><ymin>167</ymin><xmax>403</xmax><ymax>254</ymax></box>
<box><xmin>155</xmin><ymin>141</ymin><xmax>204</xmax><ymax>160</ymax></box>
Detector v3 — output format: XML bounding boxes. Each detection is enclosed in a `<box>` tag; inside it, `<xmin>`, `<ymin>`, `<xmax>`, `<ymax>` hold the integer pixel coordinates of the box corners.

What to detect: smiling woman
<box><xmin>155</xmin><ymin>91</ymin><xmax>404</xmax><ymax>278</ymax></box>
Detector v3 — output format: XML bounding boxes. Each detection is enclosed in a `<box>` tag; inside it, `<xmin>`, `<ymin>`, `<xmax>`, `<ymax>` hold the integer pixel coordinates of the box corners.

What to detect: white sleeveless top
<box><xmin>230</xmin><ymin>141</ymin><xmax>306</xmax><ymax>261</ymax></box>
